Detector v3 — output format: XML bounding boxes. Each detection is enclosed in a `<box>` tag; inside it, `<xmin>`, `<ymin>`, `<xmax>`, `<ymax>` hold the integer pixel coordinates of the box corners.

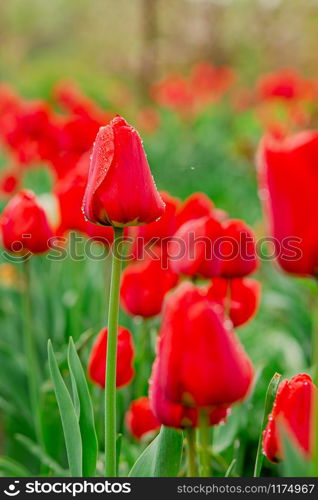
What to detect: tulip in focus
<box><xmin>125</xmin><ymin>397</ymin><xmax>161</xmax><ymax>440</ymax></box>
<box><xmin>263</xmin><ymin>374</ymin><xmax>316</xmax><ymax>462</ymax></box>
<box><xmin>83</xmin><ymin>116</ymin><xmax>165</xmax><ymax>227</ymax></box>
<box><xmin>88</xmin><ymin>326</ymin><xmax>135</xmax><ymax>389</ymax></box>
<box><xmin>0</xmin><ymin>190</ymin><xmax>54</xmax><ymax>255</ymax></box>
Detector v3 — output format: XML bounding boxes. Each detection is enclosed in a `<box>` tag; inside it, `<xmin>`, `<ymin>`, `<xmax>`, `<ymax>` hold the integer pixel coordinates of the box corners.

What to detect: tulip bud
<box><xmin>219</xmin><ymin>219</ymin><xmax>258</xmax><ymax>277</ymax></box>
<box><xmin>263</xmin><ymin>373</ymin><xmax>316</xmax><ymax>462</ymax></box>
<box><xmin>125</xmin><ymin>397</ymin><xmax>161</xmax><ymax>440</ymax></box>
<box><xmin>257</xmin><ymin>131</ymin><xmax>318</xmax><ymax>276</ymax></box>
<box><xmin>150</xmin><ymin>357</ymin><xmax>230</xmax><ymax>429</ymax></box>
<box><xmin>152</xmin><ymin>282</ymin><xmax>254</xmax><ymax>410</ymax></box>
<box><xmin>120</xmin><ymin>252</ymin><xmax>178</xmax><ymax>318</ymax></box>
<box><xmin>205</xmin><ymin>277</ymin><xmax>261</xmax><ymax>327</ymax></box>
<box><xmin>176</xmin><ymin>192</ymin><xmax>215</xmax><ymax>228</ymax></box>
<box><xmin>169</xmin><ymin>215</ymin><xmax>223</xmax><ymax>278</ymax></box>
<box><xmin>0</xmin><ymin>190</ymin><xmax>54</xmax><ymax>255</ymax></box>
<box><xmin>88</xmin><ymin>326</ymin><xmax>134</xmax><ymax>389</ymax></box>
<box><xmin>83</xmin><ymin>116</ymin><xmax>165</xmax><ymax>227</ymax></box>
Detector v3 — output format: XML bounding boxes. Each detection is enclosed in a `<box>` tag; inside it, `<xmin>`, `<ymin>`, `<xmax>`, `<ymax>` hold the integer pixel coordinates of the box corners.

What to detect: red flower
<box><xmin>176</xmin><ymin>192</ymin><xmax>216</xmax><ymax>229</ymax></box>
<box><xmin>263</xmin><ymin>374</ymin><xmax>315</xmax><ymax>462</ymax></box>
<box><xmin>83</xmin><ymin>116</ymin><xmax>165</xmax><ymax>227</ymax></box>
<box><xmin>0</xmin><ymin>170</ymin><xmax>19</xmax><ymax>197</ymax></box>
<box><xmin>125</xmin><ymin>397</ymin><xmax>161</xmax><ymax>440</ymax></box>
<box><xmin>256</xmin><ymin>69</ymin><xmax>315</xmax><ymax>102</ymax></box>
<box><xmin>257</xmin><ymin>131</ymin><xmax>318</xmax><ymax>276</ymax></box>
<box><xmin>150</xmin><ymin>356</ymin><xmax>230</xmax><ymax>429</ymax></box>
<box><xmin>151</xmin><ymin>282</ymin><xmax>253</xmax><ymax>409</ymax></box>
<box><xmin>151</xmin><ymin>75</ymin><xmax>194</xmax><ymax>113</ymax></box>
<box><xmin>120</xmin><ymin>251</ymin><xmax>178</xmax><ymax>318</ymax></box>
<box><xmin>219</xmin><ymin>219</ymin><xmax>258</xmax><ymax>277</ymax></box>
<box><xmin>55</xmin><ymin>153</ymin><xmax>114</xmax><ymax>244</ymax></box>
<box><xmin>88</xmin><ymin>326</ymin><xmax>134</xmax><ymax>389</ymax></box>
<box><xmin>169</xmin><ymin>215</ymin><xmax>223</xmax><ymax>278</ymax></box>
<box><xmin>205</xmin><ymin>277</ymin><xmax>261</xmax><ymax>327</ymax></box>
<box><xmin>189</xmin><ymin>62</ymin><xmax>235</xmax><ymax>104</ymax></box>
<box><xmin>128</xmin><ymin>191</ymin><xmax>181</xmax><ymax>259</ymax></box>
<box><xmin>0</xmin><ymin>190</ymin><xmax>54</xmax><ymax>255</ymax></box>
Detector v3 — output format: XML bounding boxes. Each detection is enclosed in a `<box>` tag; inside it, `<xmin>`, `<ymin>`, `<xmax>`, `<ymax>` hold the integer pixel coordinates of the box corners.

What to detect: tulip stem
<box><xmin>105</xmin><ymin>226</ymin><xmax>124</xmax><ymax>477</ymax></box>
<box><xmin>186</xmin><ymin>427</ymin><xmax>198</xmax><ymax>477</ymax></box>
<box><xmin>22</xmin><ymin>258</ymin><xmax>43</xmax><ymax>447</ymax></box>
<box><xmin>198</xmin><ymin>410</ymin><xmax>211</xmax><ymax>477</ymax></box>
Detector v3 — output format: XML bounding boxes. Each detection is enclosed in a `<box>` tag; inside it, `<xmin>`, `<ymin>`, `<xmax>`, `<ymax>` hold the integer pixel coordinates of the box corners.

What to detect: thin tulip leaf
<box><xmin>48</xmin><ymin>340</ymin><xmax>82</xmax><ymax>477</ymax></box>
<box><xmin>129</xmin><ymin>426</ymin><xmax>183</xmax><ymax>477</ymax></box>
<box><xmin>67</xmin><ymin>337</ymin><xmax>98</xmax><ymax>477</ymax></box>
<box><xmin>253</xmin><ymin>372</ymin><xmax>282</xmax><ymax>477</ymax></box>
<box><xmin>0</xmin><ymin>456</ymin><xmax>30</xmax><ymax>477</ymax></box>
<box><xmin>15</xmin><ymin>434</ymin><xmax>68</xmax><ymax>476</ymax></box>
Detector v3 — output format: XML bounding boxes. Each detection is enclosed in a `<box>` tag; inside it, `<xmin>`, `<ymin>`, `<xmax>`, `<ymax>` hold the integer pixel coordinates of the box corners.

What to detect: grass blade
<box><xmin>253</xmin><ymin>372</ymin><xmax>282</xmax><ymax>477</ymax></box>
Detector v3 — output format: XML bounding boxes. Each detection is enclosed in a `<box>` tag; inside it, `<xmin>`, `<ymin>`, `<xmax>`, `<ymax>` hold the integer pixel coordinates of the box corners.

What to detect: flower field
<box><xmin>0</xmin><ymin>0</ymin><xmax>318</xmax><ymax>480</ymax></box>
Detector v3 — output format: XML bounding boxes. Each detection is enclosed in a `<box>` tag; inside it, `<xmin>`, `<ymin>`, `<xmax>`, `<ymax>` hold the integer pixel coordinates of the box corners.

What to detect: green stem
<box><xmin>185</xmin><ymin>427</ymin><xmax>197</xmax><ymax>477</ymax></box>
<box><xmin>253</xmin><ymin>372</ymin><xmax>282</xmax><ymax>477</ymax></box>
<box><xmin>22</xmin><ymin>259</ymin><xmax>43</xmax><ymax>446</ymax></box>
<box><xmin>104</xmin><ymin>227</ymin><xmax>124</xmax><ymax>477</ymax></box>
<box><xmin>198</xmin><ymin>410</ymin><xmax>211</xmax><ymax>477</ymax></box>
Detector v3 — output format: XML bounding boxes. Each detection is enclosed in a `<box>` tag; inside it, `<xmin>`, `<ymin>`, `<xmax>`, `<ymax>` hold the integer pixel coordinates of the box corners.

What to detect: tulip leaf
<box><xmin>67</xmin><ymin>337</ymin><xmax>98</xmax><ymax>477</ymax></box>
<box><xmin>253</xmin><ymin>372</ymin><xmax>282</xmax><ymax>477</ymax></box>
<box><xmin>129</xmin><ymin>426</ymin><xmax>183</xmax><ymax>477</ymax></box>
<box><xmin>48</xmin><ymin>340</ymin><xmax>82</xmax><ymax>477</ymax></box>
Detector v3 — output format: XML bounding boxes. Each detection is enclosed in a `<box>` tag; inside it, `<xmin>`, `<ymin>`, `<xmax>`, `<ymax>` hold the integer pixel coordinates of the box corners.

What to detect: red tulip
<box><xmin>219</xmin><ymin>219</ymin><xmax>258</xmax><ymax>277</ymax></box>
<box><xmin>189</xmin><ymin>62</ymin><xmax>235</xmax><ymax>104</ymax></box>
<box><xmin>169</xmin><ymin>215</ymin><xmax>223</xmax><ymax>278</ymax></box>
<box><xmin>176</xmin><ymin>192</ymin><xmax>215</xmax><ymax>229</ymax></box>
<box><xmin>263</xmin><ymin>374</ymin><xmax>316</xmax><ymax>462</ymax></box>
<box><xmin>128</xmin><ymin>191</ymin><xmax>181</xmax><ymax>260</ymax></box>
<box><xmin>256</xmin><ymin>69</ymin><xmax>315</xmax><ymax>102</ymax></box>
<box><xmin>55</xmin><ymin>153</ymin><xmax>114</xmax><ymax>244</ymax></box>
<box><xmin>258</xmin><ymin>131</ymin><xmax>318</xmax><ymax>276</ymax></box>
<box><xmin>83</xmin><ymin>116</ymin><xmax>165</xmax><ymax>227</ymax></box>
<box><xmin>125</xmin><ymin>397</ymin><xmax>161</xmax><ymax>440</ymax></box>
<box><xmin>151</xmin><ymin>75</ymin><xmax>195</xmax><ymax>113</ymax></box>
<box><xmin>151</xmin><ymin>282</ymin><xmax>254</xmax><ymax>409</ymax></box>
<box><xmin>120</xmin><ymin>250</ymin><xmax>178</xmax><ymax>318</ymax></box>
<box><xmin>205</xmin><ymin>277</ymin><xmax>261</xmax><ymax>327</ymax></box>
<box><xmin>150</xmin><ymin>357</ymin><xmax>230</xmax><ymax>429</ymax></box>
<box><xmin>0</xmin><ymin>170</ymin><xmax>19</xmax><ymax>197</ymax></box>
<box><xmin>0</xmin><ymin>190</ymin><xmax>54</xmax><ymax>255</ymax></box>
<box><xmin>88</xmin><ymin>326</ymin><xmax>134</xmax><ymax>389</ymax></box>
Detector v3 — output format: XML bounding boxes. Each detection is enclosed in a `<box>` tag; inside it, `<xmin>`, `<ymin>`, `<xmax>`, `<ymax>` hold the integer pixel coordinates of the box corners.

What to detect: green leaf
<box><xmin>129</xmin><ymin>426</ymin><xmax>183</xmax><ymax>477</ymax></box>
<box><xmin>0</xmin><ymin>456</ymin><xmax>30</xmax><ymax>477</ymax></box>
<box><xmin>253</xmin><ymin>372</ymin><xmax>282</xmax><ymax>477</ymax></box>
<box><xmin>67</xmin><ymin>337</ymin><xmax>98</xmax><ymax>477</ymax></box>
<box><xmin>15</xmin><ymin>434</ymin><xmax>68</xmax><ymax>476</ymax></box>
<box><xmin>48</xmin><ymin>340</ymin><xmax>82</xmax><ymax>477</ymax></box>
<box><xmin>280</xmin><ymin>425</ymin><xmax>310</xmax><ymax>477</ymax></box>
